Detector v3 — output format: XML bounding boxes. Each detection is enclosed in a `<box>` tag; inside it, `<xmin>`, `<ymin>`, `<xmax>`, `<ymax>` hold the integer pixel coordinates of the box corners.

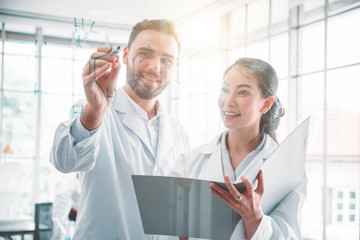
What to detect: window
<box><xmin>337</xmin><ymin>191</ymin><xmax>343</xmax><ymax>199</ymax></box>
<box><xmin>350</xmin><ymin>192</ymin><xmax>356</xmax><ymax>199</ymax></box>
<box><xmin>349</xmin><ymin>214</ymin><xmax>355</xmax><ymax>222</ymax></box>
<box><xmin>349</xmin><ymin>203</ymin><xmax>355</xmax><ymax>210</ymax></box>
<box><xmin>0</xmin><ymin>21</ymin><xmax>128</xmax><ymax>216</ymax></box>
<box><xmin>337</xmin><ymin>203</ymin><xmax>343</xmax><ymax>210</ymax></box>
<box><xmin>337</xmin><ymin>214</ymin><xmax>342</xmax><ymax>222</ymax></box>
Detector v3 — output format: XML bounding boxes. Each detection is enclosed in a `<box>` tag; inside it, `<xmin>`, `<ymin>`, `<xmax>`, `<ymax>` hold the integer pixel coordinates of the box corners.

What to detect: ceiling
<box><xmin>0</xmin><ymin>0</ymin><xmax>224</xmax><ymax>27</ymax></box>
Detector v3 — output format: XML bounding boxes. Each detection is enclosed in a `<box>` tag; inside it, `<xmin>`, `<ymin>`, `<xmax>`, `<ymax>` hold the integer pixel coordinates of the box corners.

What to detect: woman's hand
<box><xmin>210</xmin><ymin>170</ymin><xmax>265</xmax><ymax>239</ymax></box>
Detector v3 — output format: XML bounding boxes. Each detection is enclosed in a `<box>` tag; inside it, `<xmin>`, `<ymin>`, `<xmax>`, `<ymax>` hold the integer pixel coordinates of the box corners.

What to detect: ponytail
<box><xmin>260</xmin><ymin>96</ymin><xmax>284</xmax><ymax>143</ymax></box>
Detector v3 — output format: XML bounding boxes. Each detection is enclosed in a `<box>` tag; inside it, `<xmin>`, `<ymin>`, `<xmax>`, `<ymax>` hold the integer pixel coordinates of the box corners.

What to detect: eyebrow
<box><xmin>223</xmin><ymin>82</ymin><xmax>253</xmax><ymax>89</ymax></box>
<box><xmin>137</xmin><ymin>47</ymin><xmax>175</xmax><ymax>60</ymax></box>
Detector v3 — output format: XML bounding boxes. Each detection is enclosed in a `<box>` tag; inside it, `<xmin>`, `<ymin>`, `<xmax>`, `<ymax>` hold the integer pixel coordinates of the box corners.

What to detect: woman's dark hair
<box><xmin>127</xmin><ymin>19</ymin><xmax>181</xmax><ymax>52</ymax></box>
<box><xmin>224</xmin><ymin>57</ymin><xmax>285</xmax><ymax>142</ymax></box>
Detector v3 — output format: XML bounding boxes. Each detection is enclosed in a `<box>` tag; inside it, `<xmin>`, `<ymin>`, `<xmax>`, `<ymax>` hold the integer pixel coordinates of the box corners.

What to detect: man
<box><xmin>50</xmin><ymin>19</ymin><xmax>190</xmax><ymax>240</ymax></box>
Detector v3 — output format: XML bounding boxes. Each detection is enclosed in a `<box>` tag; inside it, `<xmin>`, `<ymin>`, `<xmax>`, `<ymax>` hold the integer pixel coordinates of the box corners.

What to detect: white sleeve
<box><xmin>50</xmin><ymin>111</ymin><xmax>102</xmax><ymax>173</ymax></box>
<box><xmin>231</xmin><ymin>176</ymin><xmax>308</xmax><ymax>240</ymax></box>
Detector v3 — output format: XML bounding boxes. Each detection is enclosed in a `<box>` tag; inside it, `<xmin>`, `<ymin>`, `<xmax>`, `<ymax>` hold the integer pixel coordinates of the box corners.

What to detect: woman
<box><xmin>171</xmin><ymin>58</ymin><xmax>307</xmax><ymax>240</ymax></box>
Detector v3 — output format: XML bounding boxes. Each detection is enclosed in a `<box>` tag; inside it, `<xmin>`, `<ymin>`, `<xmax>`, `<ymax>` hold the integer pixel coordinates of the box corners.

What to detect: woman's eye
<box><xmin>239</xmin><ymin>90</ymin><xmax>248</xmax><ymax>95</ymax></box>
<box><xmin>221</xmin><ymin>88</ymin><xmax>229</xmax><ymax>94</ymax></box>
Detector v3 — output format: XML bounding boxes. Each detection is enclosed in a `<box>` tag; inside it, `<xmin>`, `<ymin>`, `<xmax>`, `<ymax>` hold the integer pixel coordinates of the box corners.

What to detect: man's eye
<box><xmin>141</xmin><ymin>52</ymin><xmax>151</xmax><ymax>57</ymax></box>
<box><xmin>163</xmin><ymin>57</ymin><xmax>173</xmax><ymax>65</ymax></box>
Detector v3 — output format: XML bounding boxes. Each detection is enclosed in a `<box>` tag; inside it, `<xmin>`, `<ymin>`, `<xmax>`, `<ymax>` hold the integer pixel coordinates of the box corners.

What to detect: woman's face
<box><xmin>218</xmin><ymin>66</ymin><xmax>273</xmax><ymax>131</ymax></box>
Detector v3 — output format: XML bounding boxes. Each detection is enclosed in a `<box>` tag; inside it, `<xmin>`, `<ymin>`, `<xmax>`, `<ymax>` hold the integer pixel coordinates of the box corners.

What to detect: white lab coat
<box><xmin>171</xmin><ymin>132</ymin><xmax>307</xmax><ymax>240</ymax></box>
<box><xmin>50</xmin><ymin>88</ymin><xmax>190</xmax><ymax>240</ymax></box>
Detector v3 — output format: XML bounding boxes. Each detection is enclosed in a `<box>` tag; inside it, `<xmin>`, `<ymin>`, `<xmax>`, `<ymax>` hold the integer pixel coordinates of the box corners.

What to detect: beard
<box><xmin>126</xmin><ymin>66</ymin><xmax>168</xmax><ymax>100</ymax></box>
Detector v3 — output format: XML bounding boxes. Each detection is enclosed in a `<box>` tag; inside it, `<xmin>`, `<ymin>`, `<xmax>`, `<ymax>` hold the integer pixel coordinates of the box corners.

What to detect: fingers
<box><xmin>224</xmin><ymin>175</ymin><xmax>242</xmax><ymax>199</ymax></box>
<box><xmin>255</xmin><ymin>170</ymin><xmax>264</xmax><ymax>195</ymax></box>
<box><xmin>90</xmin><ymin>51</ymin><xmax>117</xmax><ymax>62</ymax></box>
<box><xmin>97</xmin><ymin>46</ymin><xmax>112</xmax><ymax>53</ymax></box>
<box><xmin>210</xmin><ymin>182</ymin><xmax>241</xmax><ymax>206</ymax></box>
<box><xmin>83</xmin><ymin>55</ymin><xmax>119</xmax><ymax>77</ymax></box>
<box><xmin>83</xmin><ymin>62</ymin><xmax>112</xmax><ymax>86</ymax></box>
<box><xmin>210</xmin><ymin>184</ymin><xmax>232</xmax><ymax>206</ymax></box>
<box><xmin>240</xmin><ymin>175</ymin><xmax>254</xmax><ymax>195</ymax></box>
<box><xmin>108</xmin><ymin>58</ymin><xmax>121</xmax><ymax>79</ymax></box>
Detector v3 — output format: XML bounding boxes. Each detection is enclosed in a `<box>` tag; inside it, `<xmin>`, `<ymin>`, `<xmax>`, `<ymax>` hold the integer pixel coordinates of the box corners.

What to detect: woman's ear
<box><xmin>261</xmin><ymin>96</ymin><xmax>275</xmax><ymax>114</ymax></box>
<box><xmin>122</xmin><ymin>46</ymin><xmax>129</xmax><ymax>65</ymax></box>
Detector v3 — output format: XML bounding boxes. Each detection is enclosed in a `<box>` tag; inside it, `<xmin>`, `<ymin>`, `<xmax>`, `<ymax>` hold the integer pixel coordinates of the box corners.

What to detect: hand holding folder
<box><xmin>132</xmin><ymin>117</ymin><xmax>310</xmax><ymax>239</ymax></box>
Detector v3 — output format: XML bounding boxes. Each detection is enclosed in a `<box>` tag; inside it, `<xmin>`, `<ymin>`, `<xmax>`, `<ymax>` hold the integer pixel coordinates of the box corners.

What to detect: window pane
<box><xmin>74</xmin><ymin>60</ymin><xmax>88</xmax><ymax>98</ymax></box>
<box><xmin>229</xmin><ymin>46</ymin><xmax>245</xmax><ymax>65</ymax></box>
<box><xmin>301</xmin><ymin>161</ymin><xmax>324</xmax><ymax>240</ymax></box>
<box><xmin>276</xmin><ymin>79</ymin><xmax>288</xmax><ymax>142</ymax></box>
<box><xmin>72</xmin><ymin>46</ymin><xmax>94</xmax><ymax>61</ymax></box>
<box><xmin>337</xmin><ymin>191</ymin><xmax>343</xmax><ymax>198</ymax></box>
<box><xmin>207</xmin><ymin>55</ymin><xmax>221</xmax><ymax>92</ymax></box>
<box><xmin>231</xmin><ymin>7</ymin><xmax>246</xmax><ymax>36</ymax></box>
<box><xmin>40</xmin><ymin>94</ymin><xmax>73</xmax><ymax>159</ymax></box>
<box><xmin>271</xmin><ymin>0</ymin><xmax>289</xmax><ymax>25</ymax></box>
<box><xmin>270</xmin><ymin>33</ymin><xmax>288</xmax><ymax>79</ymax></box>
<box><xmin>206</xmin><ymin>92</ymin><xmax>222</xmax><ymax>142</ymax></box>
<box><xmin>303</xmin><ymin>0</ymin><xmax>324</xmax><ymax>24</ymax></box>
<box><xmin>177</xmin><ymin>25</ymin><xmax>192</xmax><ymax>51</ymax></box>
<box><xmin>4</xmin><ymin>55</ymin><xmax>37</xmax><ymax>91</ymax></box>
<box><xmin>4</xmin><ymin>41</ymin><xmax>37</xmax><ymax>56</ymax></box>
<box><xmin>170</xmin><ymin>97</ymin><xmax>190</xmax><ymax>136</ymax></box>
<box><xmin>189</xmin><ymin>95</ymin><xmax>207</xmax><ymax>147</ymax></box>
<box><xmin>38</xmin><ymin>160</ymin><xmax>52</xmax><ymax>202</ymax></box>
<box><xmin>327</xmin><ymin>66</ymin><xmax>360</xmax><ymax>155</ymax></box>
<box><xmin>246</xmin><ymin>39</ymin><xmax>269</xmax><ymax>62</ymax></box>
<box><xmin>3</xmin><ymin>92</ymin><xmax>35</xmax><ymax>157</ymax></box>
<box><xmin>192</xmin><ymin>17</ymin><xmax>220</xmax><ymax>49</ymax></box>
<box><xmin>190</xmin><ymin>58</ymin><xmax>208</xmax><ymax>95</ymax></box>
<box><xmin>329</xmin><ymin>0</ymin><xmax>360</xmax><ymax>15</ymax></box>
<box><xmin>173</xmin><ymin>61</ymin><xmax>190</xmax><ymax>98</ymax></box>
<box><xmin>301</xmin><ymin>22</ymin><xmax>324</xmax><ymax>73</ymax></box>
<box><xmin>328</xmin><ymin>9</ymin><xmax>360</xmax><ymax>68</ymax></box>
<box><xmin>42</xmin><ymin>58</ymin><xmax>74</xmax><ymax>94</ymax></box>
<box><xmin>350</xmin><ymin>192</ymin><xmax>355</xmax><ymax>199</ymax></box>
<box><xmin>248</xmin><ymin>0</ymin><xmax>269</xmax><ymax>33</ymax></box>
<box><xmin>298</xmin><ymin>73</ymin><xmax>324</xmax><ymax>155</ymax></box>
<box><xmin>42</xmin><ymin>42</ymin><xmax>73</xmax><ymax>59</ymax></box>
<box><xmin>327</xmin><ymin>163</ymin><xmax>359</xmax><ymax>239</ymax></box>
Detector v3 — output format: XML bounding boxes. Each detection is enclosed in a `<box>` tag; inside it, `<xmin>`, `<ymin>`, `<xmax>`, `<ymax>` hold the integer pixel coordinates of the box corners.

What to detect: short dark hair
<box><xmin>224</xmin><ymin>58</ymin><xmax>285</xmax><ymax>142</ymax></box>
<box><xmin>127</xmin><ymin>19</ymin><xmax>181</xmax><ymax>52</ymax></box>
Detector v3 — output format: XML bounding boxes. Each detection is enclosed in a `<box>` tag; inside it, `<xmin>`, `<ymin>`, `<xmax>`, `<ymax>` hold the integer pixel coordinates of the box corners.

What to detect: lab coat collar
<box><xmin>199</xmin><ymin>132</ymin><xmax>278</xmax><ymax>183</ymax></box>
<box><xmin>234</xmin><ymin>134</ymin><xmax>278</xmax><ymax>183</ymax></box>
<box><xmin>112</xmin><ymin>87</ymin><xmax>155</xmax><ymax>157</ymax></box>
<box><xmin>199</xmin><ymin>133</ymin><xmax>224</xmax><ymax>181</ymax></box>
<box><xmin>155</xmin><ymin>113</ymin><xmax>175</xmax><ymax>165</ymax></box>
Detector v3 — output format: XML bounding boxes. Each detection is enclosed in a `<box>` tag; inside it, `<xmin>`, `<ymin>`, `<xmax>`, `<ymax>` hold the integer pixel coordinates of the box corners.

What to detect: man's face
<box><xmin>123</xmin><ymin>29</ymin><xmax>178</xmax><ymax>99</ymax></box>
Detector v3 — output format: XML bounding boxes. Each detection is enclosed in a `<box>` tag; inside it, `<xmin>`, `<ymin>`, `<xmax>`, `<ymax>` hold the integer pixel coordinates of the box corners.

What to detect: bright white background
<box><xmin>0</xmin><ymin>0</ymin><xmax>359</xmax><ymax>239</ymax></box>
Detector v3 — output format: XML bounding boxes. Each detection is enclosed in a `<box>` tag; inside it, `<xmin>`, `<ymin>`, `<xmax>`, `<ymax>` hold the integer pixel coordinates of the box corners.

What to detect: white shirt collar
<box><xmin>119</xmin><ymin>87</ymin><xmax>162</xmax><ymax>120</ymax></box>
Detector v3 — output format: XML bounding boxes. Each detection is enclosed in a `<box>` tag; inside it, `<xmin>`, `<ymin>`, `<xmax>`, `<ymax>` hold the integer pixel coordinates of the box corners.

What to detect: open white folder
<box><xmin>132</xmin><ymin>117</ymin><xmax>310</xmax><ymax>239</ymax></box>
